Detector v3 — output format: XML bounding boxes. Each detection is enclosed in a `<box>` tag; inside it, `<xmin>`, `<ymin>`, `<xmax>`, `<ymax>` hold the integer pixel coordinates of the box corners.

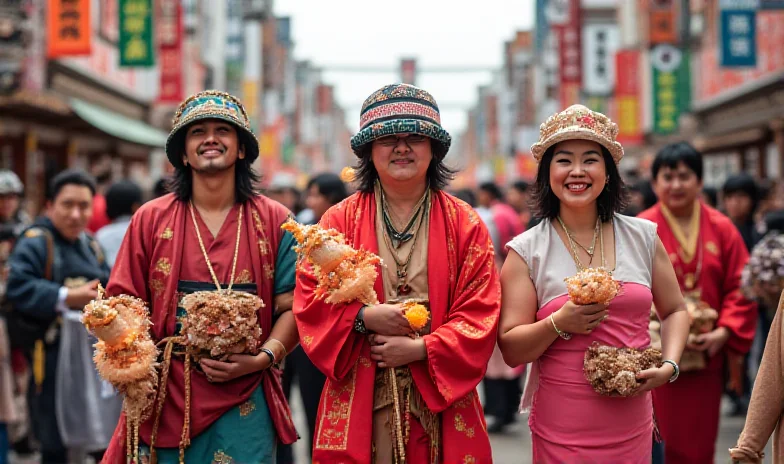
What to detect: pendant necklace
<box><xmin>381</xmin><ymin>190</ymin><xmax>430</xmax><ymax>296</ymax></box>
<box><xmin>189</xmin><ymin>202</ymin><xmax>242</xmax><ymax>292</ymax></box>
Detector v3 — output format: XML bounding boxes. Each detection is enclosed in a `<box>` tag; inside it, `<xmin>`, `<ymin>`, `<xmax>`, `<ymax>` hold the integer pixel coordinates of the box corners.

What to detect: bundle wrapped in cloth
<box><xmin>282</xmin><ymin>218</ymin><xmax>382</xmax><ymax>305</ymax></box>
<box><xmin>82</xmin><ymin>287</ymin><xmax>159</xmax><ymax>459</ymax></box>
<box><xmin>649</xmin><ymin>297</ymin><xmax>718</xmax><ymax>371</ymax></box>
<box><xmin>179</xmin><ymin>290</ymin><xmax>264</xmax><ymax>361</ymax></box>
<box><xmin>741</xmin><ymin>232</ymin><xmax>784</xmax><ymax>310</ymax></box>
<box><xmin>565</xmin><ymin>267</ymin><xmax>621</xmax><ymax>306</ymax></box>
<box><xmin>583</xmin><ymin>342</ymin><xmax>662</xmax><ymax>396</ymax></box>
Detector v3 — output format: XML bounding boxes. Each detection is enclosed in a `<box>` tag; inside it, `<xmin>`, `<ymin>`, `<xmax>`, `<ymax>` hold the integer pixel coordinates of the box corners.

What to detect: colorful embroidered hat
<box><xmin>165</xmin><ymin>90</ymin><xmax>259</xmax><ymax>166</ymax></box>
<box><xmin>349</xmin><ymin>83</ymin><xmax>452</xmax><ymax>156</ymax></box>
<box><xmin>531</xmin><ymin>104</ymin><xmax>624</xmax><ymax>164</ymax></box>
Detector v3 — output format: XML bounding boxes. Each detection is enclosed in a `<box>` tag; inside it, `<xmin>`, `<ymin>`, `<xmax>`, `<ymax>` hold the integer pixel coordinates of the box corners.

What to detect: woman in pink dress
<box><xmin>498</xmin><ymin>105</ymin><xmax>690</xmax><ymax>463</ymax></box>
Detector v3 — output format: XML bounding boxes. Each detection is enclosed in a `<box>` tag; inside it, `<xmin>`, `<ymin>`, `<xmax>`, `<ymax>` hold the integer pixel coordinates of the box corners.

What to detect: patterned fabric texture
<box><xmin>531</xmin><ymin>104</ymin><xmax>624</xmax><ymax>164</ymax></box>
<box><xmin>350</xmin><ymin>83</ymin><xmax>452</xmax><ymax>155</ymax></box>
<box><xmin>165</xmin><ymin>90</ymin><xmax>259</xmax><ymax>165</ymax></box>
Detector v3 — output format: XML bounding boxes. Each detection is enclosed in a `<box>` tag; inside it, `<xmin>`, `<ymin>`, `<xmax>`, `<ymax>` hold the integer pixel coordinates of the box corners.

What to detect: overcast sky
<box><xmin>274</xmin><ymin>0</ymin><xmax>535</xmax><ymax>136</ymax></box>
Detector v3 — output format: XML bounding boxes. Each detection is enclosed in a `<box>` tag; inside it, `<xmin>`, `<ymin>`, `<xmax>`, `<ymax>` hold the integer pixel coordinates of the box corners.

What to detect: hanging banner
<box><xmin>614</xmin><ymin>50</ymin><xmax>643</xmax><ymax>145</ymax></box>
<box><xmin>582</xmin><ymin>23</ymin><xmax>620</xmax><ymax>95</ymax></box>
<box><xmin>720</xmin><ymin>8</ymin><xmax>758</xmax><ymax>67</ymax></box>
<box><xmin>535</xmin><ymin>0</ymin><xmax>549</xmax><ymax>52</ymax></box>
<box><xmin>649</xmin><ymin>0</ymin><xmax>679</xmax><ymax>44</ymax></box>
<box><xmin>157</xmin><ymin>0</ymin><xmax>183</xmax><ymax>103</ymax></box>
<box><xmin>651</xmin><ymin>44</ymin><xmax>691</xmax><ymax>134</ymax></box>
<box><xmin>119</xmin><ymin>0</ymin><xmax>154</xmax><ymax>67</ymax></box>
<box><xmin>47</xmin><ymin>0</ymin><xmax>91</xmax><ymax>58</ymax></box>
<box><xmin>557</xmin><ymin>0</ymin><xmax>582</xmax><ymax>108</ymax></box>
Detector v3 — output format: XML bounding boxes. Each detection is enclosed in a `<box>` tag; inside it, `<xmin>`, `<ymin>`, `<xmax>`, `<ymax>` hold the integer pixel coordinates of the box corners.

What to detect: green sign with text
<box><xmin>119</xmin><ymin>0</ymin><xmax>154</xmax><ymax>67</ymax></box>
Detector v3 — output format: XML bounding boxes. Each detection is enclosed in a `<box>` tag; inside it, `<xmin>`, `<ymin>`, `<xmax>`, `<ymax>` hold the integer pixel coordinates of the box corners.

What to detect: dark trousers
<box><xmin>482</xmin><ymin>377</ymin><xmax>521</xmax><ymax>426</ymax></box>
<box><xmin>276</xmin><ymin>346</ymin><xmax>326</xmax><ymax>464</ymax></box>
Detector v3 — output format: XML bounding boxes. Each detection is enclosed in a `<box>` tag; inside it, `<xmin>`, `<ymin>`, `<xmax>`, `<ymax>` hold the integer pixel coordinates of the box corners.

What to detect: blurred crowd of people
<box><xmin>0</xmin><ymin>145</ymin><xmax>780</xmax><ymax>463</ymax></box>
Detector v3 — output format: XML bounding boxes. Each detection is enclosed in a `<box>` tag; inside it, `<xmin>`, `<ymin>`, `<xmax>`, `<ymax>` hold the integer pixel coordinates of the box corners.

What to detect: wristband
<box><xmin>662</xmin><ymin>359</ymin><xmax>679</xmax><ymax>382</ymax></box>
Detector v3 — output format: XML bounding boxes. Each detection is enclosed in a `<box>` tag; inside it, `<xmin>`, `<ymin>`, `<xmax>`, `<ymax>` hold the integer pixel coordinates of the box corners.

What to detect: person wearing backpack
<box><xmin>5</xmin><ymin>169</ymin><xmax>111</xmax><ymax>463</ymax></box>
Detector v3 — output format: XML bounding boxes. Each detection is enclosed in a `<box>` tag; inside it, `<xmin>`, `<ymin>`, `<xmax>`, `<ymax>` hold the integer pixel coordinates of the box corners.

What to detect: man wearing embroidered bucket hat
<box><xmin>102</xmin><ymin>90</ymin><xmax>299</xmax><ymax>463</ymax></box>
<box><xmin>293</xmin><ymin>83</ymin><xmax>500</xmax><ymax>463</ymax></box>
<box><xmin>499</xmin><ymin>104</ymin><xmax>689</xmax><ymax>462</ymax></box>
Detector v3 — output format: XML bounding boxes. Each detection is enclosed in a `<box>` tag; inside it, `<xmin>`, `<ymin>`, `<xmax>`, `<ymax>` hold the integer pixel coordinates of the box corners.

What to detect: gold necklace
<box><xmin>558</xmin><ymin>216</ymin><xmax>606</xmax><ymax>271</ymax></box>
<box><xmin>189</xmin><ymin>202</ymin><xmax>243</xmax><ymax>292</ymax></box>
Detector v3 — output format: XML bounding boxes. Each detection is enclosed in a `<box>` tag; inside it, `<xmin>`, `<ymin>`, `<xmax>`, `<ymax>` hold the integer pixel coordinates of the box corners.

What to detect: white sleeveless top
<box><xmin>506</xmin><ymin>214</ymin><xmax>658</xmax><ymax>307</ymax></box>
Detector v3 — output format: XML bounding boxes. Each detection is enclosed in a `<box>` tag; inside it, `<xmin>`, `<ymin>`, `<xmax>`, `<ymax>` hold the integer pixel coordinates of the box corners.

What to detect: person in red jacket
<box><xmin>638</xmin><ymin>142</ymin><xmax>757</xmax><ymax>464</ymax></box>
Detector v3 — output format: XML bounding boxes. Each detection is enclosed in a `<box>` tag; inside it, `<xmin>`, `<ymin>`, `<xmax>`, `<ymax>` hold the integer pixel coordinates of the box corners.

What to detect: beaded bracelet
<box><xmin>550</xmin><ymin>313</ymin><xmax>572</xmax><ymax>340</ymax></box>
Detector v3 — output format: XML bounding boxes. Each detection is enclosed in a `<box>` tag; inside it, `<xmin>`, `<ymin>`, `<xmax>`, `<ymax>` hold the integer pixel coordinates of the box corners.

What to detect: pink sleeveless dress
<box><xmin>507</xmin><ymin>214</ymin><xmax>658</xmax><ymax>464</ymax></box>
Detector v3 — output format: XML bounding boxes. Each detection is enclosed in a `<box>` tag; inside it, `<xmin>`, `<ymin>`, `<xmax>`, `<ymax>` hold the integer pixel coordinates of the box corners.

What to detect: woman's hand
<box><xmin>636</xmin><ymin>364</ymin><xmax>675</xmax><ymax>393</ymax></box>
<box><xmin>363</xmin><ymin>304</ymin><xmax>411</xmax><ymax>336</ymax></box>
<box><xmin>552</xmin><ymin>301</ymin><xmax>609</xmax><ymax>335</ymax></box>
<box><xmin>687</xmin><ymin>327</ymin><xmax>730</xmax><ymax>357</ymax></box>
<box><xmin>368</xmin><ymin>334</ymin><xmax>426</xmax><ymax>368</ymax></box>
<box><xmin>199</xmin><ymin>352</ymin><xmax>270</xmax><ymax>383</ymax></box>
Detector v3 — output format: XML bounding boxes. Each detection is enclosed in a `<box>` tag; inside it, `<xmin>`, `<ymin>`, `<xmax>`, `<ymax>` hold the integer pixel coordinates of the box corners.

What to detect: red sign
<box><xmin>400</xmin><ymin>59</ymin><xmax>417</xmax><ymax>86</ymax></box>
<box><xmin>157</xmin><ymin>0</ymin><xmax>183</xmax><ymax>103</ymax></box>
<box><xmin>47</xmin><ymin>0</ymin><xmax>91</xmax><ymax>58</ymax></box>
<box><xmin>648</xmin><ymin>0</ymin><xmax>679</xmax><ymax>44</ymax></box>
<box><xmin>697</xmin><ymin>10</ymin><xmax>784</xmax><ymax>102</ymax></box>
<box><xmin>557</xmin><ymin>0</ymin><xmax>582</xmax><ymax>108</ymax></box>
<box><xmin>614</xmin><ymin>50</ymin><xmax>643</xmax><ymax>145</ymax></box>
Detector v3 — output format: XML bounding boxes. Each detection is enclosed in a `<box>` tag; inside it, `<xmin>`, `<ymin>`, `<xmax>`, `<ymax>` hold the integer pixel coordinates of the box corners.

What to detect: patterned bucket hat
<box><xmin>165</xmin><ymin>90</ymin><xmax>259</xmax><ymax>166</ymax></box>
<box><xmin>531</xmin><ymin>104</ymin><xmax>624</xmax><ymax>164</ymax></box>
<box><xmin>349</xmin><ymin>83</ymin><xmax>452</xmax><ymax>156</ymax></box>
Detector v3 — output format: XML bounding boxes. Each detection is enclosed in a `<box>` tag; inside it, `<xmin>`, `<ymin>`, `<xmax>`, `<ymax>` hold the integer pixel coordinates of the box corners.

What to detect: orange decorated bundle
<box><xmin>402</xmin><ymin>301</ymin><xmax>430</xmax><ymax>334</ymax></box>
<box><xmin>583</xmin><ymin>342</ymin><xmax>662</xmax><ymax>396</ymax></box>
<box><xmin>282</xmin><ymin>218</ymin><xmax>381</xmax><ymax>305</ymax></box>
<box><xmin>565</xmin><ymin>267</ymin><xmax>621</xmax><ymax>305</ymax></box>
<box><xmin>179</xmin><ymin>290</ymin><xmax>264</xmax><ymax>361</ymax></box>
<box><xmin>82</xmin><ymin>287</ymin><xmax>159</xmax><ymax>458</ymax></box>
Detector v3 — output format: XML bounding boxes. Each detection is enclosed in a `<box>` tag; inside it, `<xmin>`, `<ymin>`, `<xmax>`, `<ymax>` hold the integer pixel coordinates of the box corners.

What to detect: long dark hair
<box><xmin>530</xmin><ymin>145</ymin><xmax>628</xmax><ymax>222</ymax></box>
<box><xmin>168</xmin><ymin>132</ymin><xmax>261</xmax><ymax>203</ymax></box>
<box><xmin>354</xmin><ymin>141</ymin><xmax>457</xmax><ymax>193</ymax></box>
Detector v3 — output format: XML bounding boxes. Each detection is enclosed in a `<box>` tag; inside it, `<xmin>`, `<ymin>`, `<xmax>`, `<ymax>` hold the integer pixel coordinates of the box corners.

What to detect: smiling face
<box><xmin>652</xmin><ymin>161</ymin><xmax>702</xmax><ymax>214</ymax></box>
<box><xmin>549</xmin><ymin>139</ymin><xmax>607</xmax><ymax>210</ymax></box>
<box><xmin>371</xmin><ymin>133</ymin><xmax>432</xmax><ymax>187</ymax></box>
<box><xmin>182</xmin><ymin>119</ymin><xmax>245</xmax><ymax>174</ymax></box>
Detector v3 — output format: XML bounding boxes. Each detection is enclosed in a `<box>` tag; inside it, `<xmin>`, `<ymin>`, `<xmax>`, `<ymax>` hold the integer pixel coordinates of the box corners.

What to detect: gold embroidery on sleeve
<box><xmin>160</xmin><ymin>228</ymin><xmax>174</xmax><ymax>240</ymax></box>
<box><xmin>149</xmin><ymin>279</ymin><xmax>164</xmax><ymax>298</ymax></box>
<box><xmin>454</xmin><ymin>413</ymin><xmax>475</xmax><ymax>438</ymax></box>
<box><xmin>155</xmin><ymin>258</ymin><xmax>172</xmax><ymax>276</ymax></box>
<box><xmin>235</xmin><ymin>269</ymin><xmax>252</xmax><ymax>284</ymax></box>
<box><xmin>315</xmin><ymin>365</ymin><xmax>357</xmax><ymax>450</ymax></box>
<box><xmin>302</xmin><ymin>335</ymin><xmax>314</xmax><ymax>347</ymax></box>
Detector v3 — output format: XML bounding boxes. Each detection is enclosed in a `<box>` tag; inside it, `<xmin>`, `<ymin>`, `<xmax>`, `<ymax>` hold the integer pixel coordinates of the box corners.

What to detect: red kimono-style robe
<box><xmin>101</xmin><ymin>194</ymin><xmax>297</xmax><ymax>464</ymax></box>
<box><xmin>293</xmin><ymin>190</ymin><xmax>500</xmax><ymax>463</ymax></box>
<box><xmin>639</xmin><ymin>202</ymin><xmax>757</xmax><ymax>464</ymax></box>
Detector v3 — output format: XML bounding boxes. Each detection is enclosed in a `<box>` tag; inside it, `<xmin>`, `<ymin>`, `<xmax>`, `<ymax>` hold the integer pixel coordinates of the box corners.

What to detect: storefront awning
<box><xmin>70</xmin><ymin>98</ymin><xmax>168</xmax><ymax>148</ymax></box>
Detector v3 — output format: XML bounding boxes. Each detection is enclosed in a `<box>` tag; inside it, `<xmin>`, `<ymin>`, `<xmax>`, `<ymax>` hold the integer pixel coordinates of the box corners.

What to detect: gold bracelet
<box><xmin>550</xmin><ymin>313</ymin><xmax>572</xmax><ymax>340</ymax></box>
<box><xmin>263</xmin><ymin>338</ymin><xmax>288</xmax><ymax>361</ymax></box>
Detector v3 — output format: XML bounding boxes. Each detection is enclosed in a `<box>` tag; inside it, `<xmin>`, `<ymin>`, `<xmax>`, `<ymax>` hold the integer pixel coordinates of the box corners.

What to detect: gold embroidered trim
<box><xmin>239</xmin><ymin>400</ymin><xmax>256</xmax><ymax>417</ymax></box>
<box><xmin>315</xmin><ymin>365</ymin><xmax>357</xmax><ymax>450</ymax></box>
<box><xmin>212</xmin><ymin>450</ymin><xmax>234</xmax><ymax>464</ymax></box>
<box><xmin>155</xmin><ymin>258</ymin><xmax>172</xmax><ymax>276</ymax></box>
<box><xmin>235</xmin><ymin>269</ymin><xmax>252</xmax><ymax>284</ymax></box>
<box><xmin>454</xmin><ymin>413</ymin><xmax>475</xmax><ymax>438</ymax></box>
<box><xmin>660</xmin><ymin>202</ymin><xmax>701</xmax><ymax>263</ymax></box>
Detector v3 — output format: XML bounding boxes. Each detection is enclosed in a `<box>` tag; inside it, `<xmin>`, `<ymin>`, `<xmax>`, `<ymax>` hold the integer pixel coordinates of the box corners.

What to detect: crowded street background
<box><xmin>1</xmin><ymin>0</ymin><xmax>784</xmax><ymax>463</ymax></box>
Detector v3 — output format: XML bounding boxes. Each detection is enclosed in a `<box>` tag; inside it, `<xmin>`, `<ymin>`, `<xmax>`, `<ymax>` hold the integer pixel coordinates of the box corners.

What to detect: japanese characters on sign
<box><xmin>118</xmin><ymin>0</ymin><xmax>153</xmax><ymax>67</ymax></box>
<box><xmin>47</xmin><ymin>0</ymin><xmax>91</xmax><ymax>58</ymax></box>
<box><xmin>719</xmin><ymin>3</ymin><xmax>758</xmax><ymax>67</ymax></box>
<box><xmin>157</xmin><ymin>0</ymin><xmax>183</xmax><ymax>103</ymax></box>
<box><xmin>651</xmin><ymin>44</ymin><xmax>691</xmax><ymax>134</ymax></box>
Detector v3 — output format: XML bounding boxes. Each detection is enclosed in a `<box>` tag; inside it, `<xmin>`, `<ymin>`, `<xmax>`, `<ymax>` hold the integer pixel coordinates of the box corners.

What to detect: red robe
<box><xmin>101</xmin><ymin>194</ymin><xmax>297</xmax><ymax>463</ymax></box>
<box><xmin>293</xmin><ymin>191</ymin><xmax>500</xmax><ymax>463</ymax></box>
<box><xmin>639</xmin><ymin>202</ymin><xmax>757</xmax><ymax>464</ymax></box>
